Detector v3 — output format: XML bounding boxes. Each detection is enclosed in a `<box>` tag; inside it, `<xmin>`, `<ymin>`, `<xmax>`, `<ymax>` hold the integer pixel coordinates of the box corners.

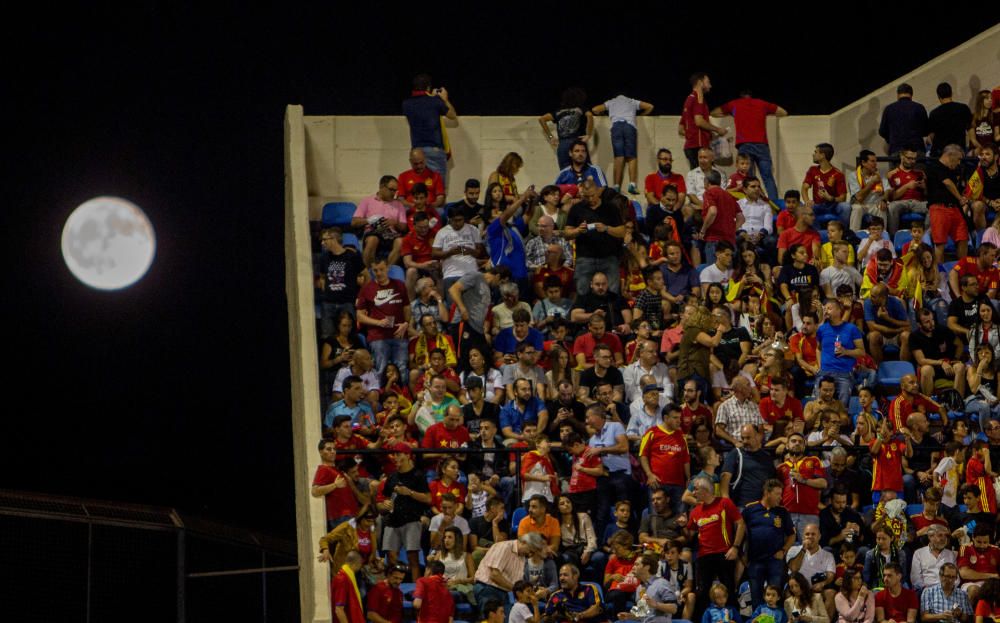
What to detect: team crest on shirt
<box><xmin>774</xmin><ymin>516</ymin><xmax>782</xmax><ymax>528</ymax></box>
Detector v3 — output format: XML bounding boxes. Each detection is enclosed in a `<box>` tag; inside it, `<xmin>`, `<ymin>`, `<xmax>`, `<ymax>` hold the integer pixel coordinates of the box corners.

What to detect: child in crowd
<box><xmin>565</xmin><ymin>433</ymin><xmax>604</xmax><ymax>515</ymax></box>
<box><xmin>603</xmin><ymin>500</ymin><xmax>635</xmax><ymax>550</ymax></box>
<box><xmin>834</xmin><ymin>542</ymin><xmax>864</xmax><ymax>589</ymax></box>
<box><xmin>701</xmin><ymin>583</ymin><xmax>740</xmax><ymax>623</ymax></box>
<box><xmin>934</xmin><ymin>441</ymin><xmax>964</xmax><ymax>512</ymax></box>
<box><xmin>660</xmin><ymin>539</ymin><xmax>696</xmax><ymax>621</ymax></box>
<box><xmin>748</xmin><ymin>585</ymin><xmax>787</xmax><ymax>623</ymax></box>
<box><xmin>509</xmin><ymin>580</ymin><xmax>541</xmax><ymax>623</ymax></box>
<box><xmin>727</xmin><ymin>153</ymin><xmax>752</xmax><ymax>192</ymax></box>
<box><xmin>857</xmin><ymin>216</ymin><xmax>894</xmax><ymax>269</ymax></box>
<box><xmin>648</xmin><ymin>223</ymin><xmax>671</xmax><ymax>267</ymax></box>
<box><xmin>819</xmin><ymin>221</ymin><xmax>855</xmax><ymax>269</ymax></box>
<box><xmin>466</xmin><ymin>472</ymin><xmax>495</xmax><ymax>520</ymax></box>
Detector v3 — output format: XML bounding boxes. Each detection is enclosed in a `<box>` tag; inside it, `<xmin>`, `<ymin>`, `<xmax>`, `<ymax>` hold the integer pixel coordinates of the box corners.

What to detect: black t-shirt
<box><xmin>544</xmin><ymin>398</ymin><xmax>588</xmax><ymax>434</ymax></box>
<box><xmin>721</xmin><ymin>447</ymin><xmax>777</xmax><ymax>508</ymax></box>
<box><xmin>470</xmin><ymin>514</ymin><xmax>512</xmax><ymax>549</ymax></box>
<box><xmin>925</xmin><ymin>159</ymin><xmax>963</xmax><ymax>207</ymax></box>
<box><xmin>909</xmin><ymin>434</ymin><xmax>936</xmax><ymax>473</ymax></box>
<box><xmin>567</xmin><ymin>191</ymin><xmax>624</xmax><ymax>259</ymax></box>
<box><xmin>947</xmin><ymin>296</ymin><xmax>985</xmax><ymax>330</ymax></box>
<box><xmin>981</xmin><ymin>166</ymin><xmax>1000</xmax><ymax>200</ymax></box>
<box><xmin>928</xmin><ymin>102</ymin><xmax>973</xmax><ymax>153</ymax></box>
<box><xmin>775</xmin><ymin>263</ymin><xmax>820</xmax><ymax>298</ymax></box>
<box><xmin>553</xmin><ymin>107</ymin><xmax>586</xmax><ymax>140</ymax></box>
<box><xmin>716</xmin><ymin>327</ymin><xmax>752</xmax><ymax>363</ymax></box>
<box><xmin>579</xmin><ymin>366</ymin><xmax>625</xmax><ymax>394</ymax></box>
<box><xmin>462</xmin><ymin>401</ymin><xmax>500</xmax><ymax>437</ymax></box>
<box><xmin>446</xmin><ymin>199</ymin><xmax>484</xmax><ymax>223</ymax></box>
<box><xmin>384</xmin><ymin>466</ymin><xmax>430</xmax><ymax>527</ymax></box>
<box><xmin>908</xmin><ymin>326</ymin><xmax>954</xmax><ymax>360</ymax></box>
<box><xmin>318</xmin><ymin>248</ymin><xmax>364</xmax><ymax>304</ymax></box>
<box><xmin>465</xmin><ymin>438</ymin><xmax>508</xmax><ymax>479</ymax></box>
<box><xmin>571</xmin><ymin>292</ymin><xmax>627</xmax><ymax>328</ymax></box>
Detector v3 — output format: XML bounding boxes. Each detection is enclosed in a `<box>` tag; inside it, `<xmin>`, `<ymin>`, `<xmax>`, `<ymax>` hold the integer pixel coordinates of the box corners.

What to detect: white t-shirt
<box><xmin>509</xmin><ymin>602</ymin><xmax>534</xmax><ymax>623</ymax></box>
<box><xmin>934</xmin><ymin>456</ymin><xmax>959</xmax><ymax>507</ymax></box>
<box><xmin>433</xmin><ymin>224</ymin><xmax>482</xmax><ymax>279</ymax></box>
<box><xmin>786</xmin><ymin>545</ymin><xmax>835</xmax><ymax>581</ymax></box>
<box><xmin>699</xmin><ymin>263</ymin><xmax>733</xmax><ymax>286</ymax></box>
<box><xmin>605</xmin><ymin>95</ymin><xmax>641</xmax><ymax>126</ymax></box>
<box><xmin>429</xmin><ymin>513</ymin><xmax>471</xmax><ymax>535</ymax></box>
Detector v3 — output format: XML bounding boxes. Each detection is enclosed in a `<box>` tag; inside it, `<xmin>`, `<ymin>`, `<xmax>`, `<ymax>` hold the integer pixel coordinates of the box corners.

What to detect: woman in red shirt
<box><xmin>975</xmin><ymin>578</ymin><xmax>1000</xmax><ymax>623</ymax></box>
<box><xmin>603</xmin><ymin>530</ymin><xmax>640</xmax><ymax>614</ymax></box>
<box><xmin>428</xmin><ymin>457</ymin><xmax>467</xmax><ymax>515</ymax></box>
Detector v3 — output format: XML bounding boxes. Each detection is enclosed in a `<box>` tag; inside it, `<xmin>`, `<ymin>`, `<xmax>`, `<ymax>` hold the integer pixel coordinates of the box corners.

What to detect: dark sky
<box><xmin>2</xmin><ymin>6</ymin><xmax>996</xmax><ymax>539</ymax></box>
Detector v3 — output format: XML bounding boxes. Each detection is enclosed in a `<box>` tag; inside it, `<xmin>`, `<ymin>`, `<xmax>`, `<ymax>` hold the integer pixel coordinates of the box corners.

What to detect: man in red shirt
<box><xmin>399</xmin><ymin>148</ymin><xmax>446</xmax><ymax>209</ymax></box>
<box><xmin>801</xmin><ymin>143</ymin><xmax>850</xmax><ymax>229</ymax></box>
<box><xmin>949</xmin><ymin>242</ymin><xmax>999</xmax><ymax>299</ymax></box>
<box><xmin>644</xmin><ymin>148</ymin><xmax>687</xmax><ymax>208</ymax></box>
<box><xmin>401</xmin><ymin>211</ymin><xmax>440</xmax><ymax>299</ymax></box>
<box><xmin>887</xmin><ymin>374</ymin><xmax>946</xmax><ymax>431</ymax></box>
<box><xmin>329</xmin><ymin>415</ymin><xmax>374</xmax><ymax>475</ymax></box>
<box><xmin>639</xmin><ymin>404</ymin><xmax>691</xmax><ymax>515</ymax></box>
<box><xmin>366</xmin><ymin>564</ymin><xmax>406</xmax><ymax>623</ymax></box>
<box><xmin>958</xmin><ymin>524</ymin><xmax>1000</xmax><ymax>601</ymax></box>
<box><xmin>776</xmin><ymin>190</ymin><xmax>802</xmax><ymax>236</ymax></box>
<box><xmin>572</xmin><ymin>315</ymin><xmax>624</xmax><ymax>368</ymax></box>
<box><xmin>356</xmin><ymin>257</ymin><xmax>411</xmax><ymax>382</ymax></box>
<box><xmin>777</xmin><ymin>205</ymin><xmax>821</xmax><ymax>264</ymax></box>
<box><xmin>887</xmin><ymin>148</ymin><xmax>928</xmax><ymax>229</ymax></box>
<box><xmin>687</xmin><ymin>473</ymin><xmax>745</xmax><ymax>614</ymax></box>
<box><xmin>758</xmin><ymin>378</ymin><xmax>803</xmax><ymax>437</ymax></box>
<box><xmin>696</xmin><ymin>170</ymin><xmax>744</xmax><ymax>264</ymax></box>
<box><xmin>331</xmin><ymin>551</ymin><xmax>366</xmax><ymax>623</ymax></box>
<box><xmin>789</xmin><ymin>314</ymin><xmax>820</xmax><ymax>399</ymax></box>
<box><xmin>413</xmin><ymin>560</ymin><xmax>455</xmax><ymax>623</ymax></box>
<box><xmin>775</xmin><ymin>433</ymin><xmax>827</xmax><ymax>541</ymax></box>
<box><xmin>871</xmin><ymin>418</ymin><xmax>913</xmax><ymax>501</ymax></box>
<box><xmin>679</xmin><ymin>379</ymin><xmax>713</xmax><ymax>434</ymax></box>
<box><xmin>680</xmin><ymin>72</ymin><xmax>727</xmax><ymax>169</ymax></box>
<box><xmin>874</xmin><ymin>563</ymin><xmax>918</xmax><ymax>623</ymax></box>
<box><xmin>711</xmin><ymin>90</ymin><xmax>787</xmax><ymax>201</ymax></box>
<box><xmin>422</xmin><ymin>405</ymin><xmax>471</xmax><ymax>473</ymax></box>
<box><xmin>311</xmin><ymin>440</ymin><xmax>363</xmax><ymax>530</ymax></box>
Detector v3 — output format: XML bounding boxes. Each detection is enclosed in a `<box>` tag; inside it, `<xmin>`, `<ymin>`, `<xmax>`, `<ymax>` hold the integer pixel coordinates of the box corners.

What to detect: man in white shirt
<box><xmin>819</xmin><ymin>241</ymin><xmax>863</xmax><ymax>298</ymax></box>
<box><xmin>911</xmin><ymin>524</ymin><xmax>957</xmax><ymax>591</ymax></box>
<box><xmin>786</xmin><ymin>523</ymin><xmax>836</xmax><ymax>613</ymax></box>
<box><xmin>626</xmin><ymin>380</ymin><xmax>667</xmax><ymax>442</ymax></box>
<box><xmin>686</xmin><ymin>147</ymin><xmax>729</xmax><ymax>208</ymax></box>
<box><xmin>622</xmin><ymin>340</ymin><xmax>672</xmax><ymax>404</ymax></box>
<box><xmin>433</xmin><ymin>206</ymin><xmax>485</xmax><ymax>305</ymax></box>
<box><xmin>738</xmin><ymin>176</ymin><xmax>774</xmax><ymax>258</ymax></box>
<box><xmin>698</xmin><ymin>241</ymin><xmax>735</xmax><ymax>289</ymax></box>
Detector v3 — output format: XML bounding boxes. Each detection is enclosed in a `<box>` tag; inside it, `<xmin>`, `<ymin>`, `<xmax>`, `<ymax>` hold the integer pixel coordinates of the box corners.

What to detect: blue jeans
<box><xmin>474</xmin><ymin>582</ymin><xmax>510</xmax><ymax>618</ymax></box>
<box><xmin>738</xmin><ymin>143</ymin><xmax>779</xmax><ymax>202</ymax></box>
<box><xmin>814</xmin><ymin>201</ymin><xmax>851</xmax><ymax>229</ymax></box>
<box><xmin>595</xmin><ymin>470</ymin><xmax>633</xmax><ymax>541</ymax></box>
<box><xmin>747</xmin><ymin>556</ymin><xmax>785</xmax><ymax>609</ymax></box>
<box><xmin>557</xmin><ymin>137</ymin><xmax>576</xmax><ymax>169</ymax></box>
<box><xmin>421</xmin><ymin>146</ymin><xmax>448</xmax><ymax>189</ymax></box>
<box><xmin>704</xmin><ymin>240</ymin><xmax>724</xmax><ymax>265</ymax></box>
<box><xmin>814</xmin><ymin>371</ymin><xmax>853</xmax><ymax>407</ymax></box>
<box><xmin>371</xmin><ymin>338</ymin><xmax>409</xmax><ymax>384</ymax></box>
<box><xmin>575</xmin><ymin>255</ymin><xmax>621</xmax><ymax>295</ymax></box>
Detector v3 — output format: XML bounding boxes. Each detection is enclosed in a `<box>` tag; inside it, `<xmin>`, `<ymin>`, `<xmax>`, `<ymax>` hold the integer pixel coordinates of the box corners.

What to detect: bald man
<box><xmin>887</xmin><ymin>373</ymin><xmax>947</xmax><ymax>432</ymax></box>
<box><xmin>525</xmin><ymin>214</ymin><xmax>573</xmax><ymax>270</ymax></box>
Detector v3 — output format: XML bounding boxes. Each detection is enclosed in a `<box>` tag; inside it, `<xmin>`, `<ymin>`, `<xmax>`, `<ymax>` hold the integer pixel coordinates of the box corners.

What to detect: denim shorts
<box><xmin>610</xmin><ymin>122</ymin><xmax>637</xmax><ymax>158</ymax></box>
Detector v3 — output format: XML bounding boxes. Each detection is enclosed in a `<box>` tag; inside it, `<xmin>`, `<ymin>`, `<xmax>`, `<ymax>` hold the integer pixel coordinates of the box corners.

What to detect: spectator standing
<box><xmin>967</xmin><ymin>145</ymin><xmax>1000</xmax><ymax>232</ymax></box>
<box><xmin>687</xmin><ymin>474</ymin><xmax>745</xmax><ymax>615</ymax></box>
<box><xmin>448</xmin><ymin>265</ymin><xmax>511</xmax><ymax>362</ymax></box>
<box><xmin>878</xmin><ymin>83</ymin><xmax>928</xmax><ymax>155</ymax></box>
<box><xmin>928</xmin><ymin>82</ymin><xmax>973</xmax><ymax>157</ymax></box>
<box><xmin>356</xmin><ymin>257</ymin><xmax>411</xmax><ymax>382</ymax></box>
<box><xmin>711</xmin><ymin>89</ymin><xmax>788</xmax><ymax>200</ymax></box>
<box><xmin>639</xmin><ymin>404</ymin><xmax>691</xmax><ymax>514</ymax></box>
<box><xmin>473</xmin><ymin>534</ymin><xmax>546</xmax><ymax>618</ymax></box>
<box><xmin>413</xmin><ymin>559</ymin><xmax>455</xmax><ymax>623</ymax></box>
<box><xmin>380</xmin><ymin>443</ymin><xmax>431</xmax><ymax>583</ymax></box>
<box><xmin>555</xmin><ymin>140</ymin><xmax>608</xmax><ymax>187</ymax></box>
<box><xmin>316</xmin><ymin>227</ymin><xmax>365</xmax><ymax>338</ymax></box>
<box><xmin>777</xmin><ymin>433</ymin><xmax>828</xmax><ymax>541</ymax></box>
<box><xmin>743</xmin><ymin>479</ymin><xmax>796</xmax><ymax>609</ymax></box>
<box><xmin>696</xmin><ymin>170</ymin><xmax>745</xmax><ymax>263</ymax></box>
<box><xmin>815</xmin><ymin>299</ymin><xmax>865</xmax><ymax>405</ymax></box>
<box><xmin>926</xmin><ymin>144</ymin><xmax>971</xmax><ymax>263</ymax></box>
<box><xmin>564</xmin><ymin>182</ymin><xmax>626</xmax><ymax>295</ymax></box>
<box><xmin>539</xmin><ymin>87</ymin><xmax>594</xmax><ymax>170</ymax></box>
<box><xmin>402</xmin><ymin>74</ymin><xmax>456</xmax><ymax>187</ymax></box>
<box><xmin>777</xmin><ymin>205</ymin><xmax>822</xmax><ymax>264</ymax></box>
<box><xmin>592</xmin><ymin>94</ymin><xmax>653</xmax><ymax>194</ymax></box>
<box><xmin>680</xmin><ymin>72</ymin><xmax>727</xmax><ymax>169</ymax></box>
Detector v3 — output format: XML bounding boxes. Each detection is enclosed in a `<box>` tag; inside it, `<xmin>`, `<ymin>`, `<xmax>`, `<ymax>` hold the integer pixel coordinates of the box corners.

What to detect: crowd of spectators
<box><xmin>312</xmin><ymin>75</ymin><xmax>1000</xmax><ymax>623</ymax></box>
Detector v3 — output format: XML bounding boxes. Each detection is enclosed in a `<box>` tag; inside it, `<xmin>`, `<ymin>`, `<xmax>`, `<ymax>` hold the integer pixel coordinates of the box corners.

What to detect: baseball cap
<box><xmin>642</xmin><ymin>384</ymin><xmax>663</xmax><ymax>394</ymax></box>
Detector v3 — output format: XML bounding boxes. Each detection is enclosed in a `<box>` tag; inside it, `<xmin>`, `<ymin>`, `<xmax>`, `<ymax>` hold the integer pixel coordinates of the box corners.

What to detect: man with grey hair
<box><xmin>920</xmin><ymin>561</ymin><xmax>972</xmax><ymax>622</ymax></box>
<box><xmin>623</xmin><ymin>340</ymin><xmax>672</xmax><ymax>404</ymax></box>
<box><xmin>525</xmin><ymin>215</ymin><xmax>573</xmax><ymax>270</ymax></box>
<box><xmin>688</xmin><ymin>473</ymin><xmax>745</xmax><ymax>614</ymax></box>
<box><xmin>911</xmin><ymin>524</ymin><xmax>958</xmax><ymax>591</ymax></box>
<box><xmin>713</xmin><ymin>376</ymin><xmax>763</xmax><ymax>448</ymax></box>
<box><xmin>695</xmin><ymin>168</ymin><xmax>745</xmax><ymax>263</ymax></box>
<box><xmin>686</xmin><ymin>146</ymin><xmax>728</xmax><ymax>208</ymax></box>
<box><xmin>926</xmin><ymin>144</ymin><xmax>971</xmax><ymax>263</ymax></box>
<box><xmin>473</xmin><ymin>533</ymin><xmax>545</xmax><ymax>616</ymax></box>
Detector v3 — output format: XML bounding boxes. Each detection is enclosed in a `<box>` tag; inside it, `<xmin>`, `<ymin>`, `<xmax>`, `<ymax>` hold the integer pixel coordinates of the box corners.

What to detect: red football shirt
<box><xmin>427</xmin><ymin>479</ymin><xmax>467</xmax><ymax>514</ymax></box>
<box><xmin>803</xmin><ymin>166</ymin><xmax>847</xmax><ymax>203</ymax></box>
<box><xmin>406</xmin><ymin>207</ymin><xmax>443</xmax><ymax>235</ymax></box>
<box><xmin>532</xmin><ymin>265</ymin><xmax>575</xmax><ymax>298</ymax></box>
<box><xmin>334</xmin><ymin>435</ymin><xmax>371</xmax><ymax>476</ymax></box>
<box><xmin>967</xmin><ymin>456</ymin><xmax>997</xmax><ymax>513</ymax></box>
<box><xmin>422</xmin><ymin>422</ymin><xmax>471</xmax><ymax>471</ymax></box>
<box><xmin>953</xmin><ymin>257</ymin><xmax>1000</xmax><ymax>294</ymax></box>
<box><xmin>909</xmin><ymin>513</ymin><xmax>948</xmax><ymax>534</ymax></box>
<box><xmin>414</xmin><ymin>575</ymin><xmax>454</xmax><ymax>623</ymax></box>
<box><xmin>682</xmin><ymin>92</ymin><xmax>712</xmax><ymax>149</ymax></box>
<box><xmin>789</xmin><ymin>333</ymin><xmax>819</xmax><ymax>367</ymax></box>
<box><xmin>681</xmin><ymin>403</ymin><xmax>713</xmax><ymax>434</ymax></box>
<box><xmin>888</xmin><ymin>168</ymin><xmax>926</xmax><ymax>202</ymax></box>
<box><xmin>727</xmin><ymin>171</ymin><xmax>748</xmax><ymax>191</ymax></box>
<box><xmin>776</xmin><ymin>209</ymin><xmax>797</xmax><ymax>232</ymax></box>
<box><xmin>887</xmin><ymin>393</ymin><xmax>939</xmax><ymax>431</ymax></box>
<box><xmin>959</xmin><ymin>544</ymin><xmax>1000</xmax><ymax>576</ymax></box>
<box><xmin>312</xmin><ymin>464</ymin><xmax>358</xmax><ymax>519</ymax></box>
<box><xmin>690</xmin><ymin>496</ymin><xmax>742</xmax><ymax>556</ymax></box>
<box><xmin>644</xmin><ymin>172</ymin><xmax>687</xmax><ymax>201</ymax></box>
<box><xmin>367</xmin><ymin>580</ymin><xmax>403</xmax><ymax>623</ymax></box>
<box><xmin>874</xmin><ymin>588</ymin><xmax>918</xmax><ymax>622</ymax></box>
<box><xmin>639</xmin><ymin>425</ymin><xmax>691</xmax><ymax>486</ymax></box>
<box><xmin>870</xmin><ymin>436</ymin><xmax>906</xmax><ymax>492</ymax></box>
<box><xmin>356</xmin><ymin>278</ymin><xmax>410</xmax><ymax>342</ymax></box>
<box><xmin>604</xmin><ymin>555</ymin><xmax>639</xmax><ymax>592</ymax></box>
<box><xmin>777</xmin><ymin>455</ymin><xmax>824</xmax><ymax>514</ymax></box>
<box><xmin>702</xmin><ymin>187</ymin><xmax>743</xmax><ymax>243</ymax></box>
<box><xmin>569</xmin><ymin>452</ymin><xmax>602</xmax><ymax>493</ymax></box>
<box><xmin>332</xmin><ymin>568</ymin><xmax>365</xmax><ymax>621</ymax></box>
<box><xmin>720</xmin><ymin>97</ymin><xmax>778</xmax><ymax>145</ymax></box>
<box><xmin>572</xmin><ymin>332</ymin><xmax>624</xmax><ymax>364</ymax></box>
<box><xmin>777</xmin><ymin>227</ymin><xmax>822</xmax><ymax>260</ymax></box>
<box><xmin>398</xmin><ymin>168</ymin><xmax>445</xmax><ymax>204</ymax></box>
<box><xmin>759</xmin><ymin>396</ymin><xmax>804</xmax><ymax>425</ymax></box>
<box><xmin>401</xmin><ymin>230</ymin><xmax>434</xmax><ymax>263</ymax></box>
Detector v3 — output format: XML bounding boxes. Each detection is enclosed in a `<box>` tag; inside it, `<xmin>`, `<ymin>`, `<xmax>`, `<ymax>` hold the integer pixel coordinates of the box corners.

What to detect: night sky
<box><xmin>3</xmin><ymin>6</ymin><xmax>996</xmax><ymax>539</ymax></box>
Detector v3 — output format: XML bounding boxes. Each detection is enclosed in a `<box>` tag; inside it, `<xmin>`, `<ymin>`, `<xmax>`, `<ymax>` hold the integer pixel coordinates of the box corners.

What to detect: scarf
<box><xmin>856</xmin><ymin>167</ymin><xmax>884</xmax><ymax>195</ymax></box>
<box><xmin>861</xmin><ymin>256</ymin><xmax>904</xmax><ymax>298</ymax></box>
<box><xmin>339</xmin><ymin>564</ymin><xmax>362</xmax><ymax>610</ymax></box>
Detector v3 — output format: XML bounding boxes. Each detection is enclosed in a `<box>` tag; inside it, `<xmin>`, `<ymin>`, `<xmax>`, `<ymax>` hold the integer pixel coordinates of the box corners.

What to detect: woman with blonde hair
<box><xmin>675</xmin><ymin>305</ymin><xmax>721</xmax><ymax>400</ymax></box>
<box><xmin>488</xmin><ymin>152</ymin><xmax>524</xmax><ymax>203</ymax></box>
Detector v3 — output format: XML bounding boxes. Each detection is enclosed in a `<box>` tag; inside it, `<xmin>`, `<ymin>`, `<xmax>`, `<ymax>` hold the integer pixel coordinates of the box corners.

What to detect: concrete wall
<box><xmin>303</xmin><ymin>112</ymin><xmax>825</xmax><ymax>218</ymax></box>
<box><xmin>830</xmin><ymin>23</ymin><xmax>1000</xmax><ymax>172</ymax></box>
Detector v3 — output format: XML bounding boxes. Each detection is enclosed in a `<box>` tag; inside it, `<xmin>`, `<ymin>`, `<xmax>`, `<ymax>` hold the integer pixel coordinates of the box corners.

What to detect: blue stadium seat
<box><xmin>341</xmin><ymin>233</ymin><xmax>360</xmax><ymax>252</ymax></box>
<box><xmin>893</xmin><ymin>231</ymin><xmax>912</xmax><ymax>254</ymax></box>
<box><xmin>906</xmin><ymin>504</ymin><xmax>923</xmax><ymax>516</ymax></box>
<box><xmin>848</xmin><ymin>396</ymin><xmax>861</xmax><ymax>416</ymax></box>
<box><xmin>321</xmin><ymin>202</ymin><xmax>357</xmax><ymax>228</ymax></box>
<box><xmin>388</xmin><ymin>265</ymin><xmax>405</xmax><ymax>282</ymax></box>
<box><xmin>511</xmin><ymin>507</ymin><xmax>527</xmax><ymax>530</ymax></box>
<box><xmin>900</xmin><ymin>212</ymin><xmax>925</xmax><ymax>226</ymax></box>
<box><xmin>942</xmin><ymin>261</ymin><xmax>957</xmax><ymax>274</ymax></box>
<box><xmin>632</xmin><ymin>200</ymin><xmax>645</xmax><ymax>225</ymax></box>
<box><xmin>877</xmin><ymin>361</ymin><xmax>915</xmax><ymax>387</ymax></box>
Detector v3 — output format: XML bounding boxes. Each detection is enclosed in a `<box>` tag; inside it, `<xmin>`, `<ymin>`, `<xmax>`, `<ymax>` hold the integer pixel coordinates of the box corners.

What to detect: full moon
<box><xmin>61</xmin><ymin>196</ymin><xmax>156</xmax><ymax>290</ymax></box>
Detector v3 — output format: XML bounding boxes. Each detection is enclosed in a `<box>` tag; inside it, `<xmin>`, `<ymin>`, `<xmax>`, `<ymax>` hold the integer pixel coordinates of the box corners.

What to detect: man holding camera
<box><xmin>353</xmin><ymin>175</ymin><xmax>408</xmax><ymax>267</ymax></box>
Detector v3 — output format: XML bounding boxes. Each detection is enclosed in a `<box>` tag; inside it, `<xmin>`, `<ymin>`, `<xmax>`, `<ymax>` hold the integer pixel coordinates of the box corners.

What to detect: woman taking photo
<box><xmin>674</xmin><ymin>306</ymin><xmax>721</xmax><ymax>400</ymax></box>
